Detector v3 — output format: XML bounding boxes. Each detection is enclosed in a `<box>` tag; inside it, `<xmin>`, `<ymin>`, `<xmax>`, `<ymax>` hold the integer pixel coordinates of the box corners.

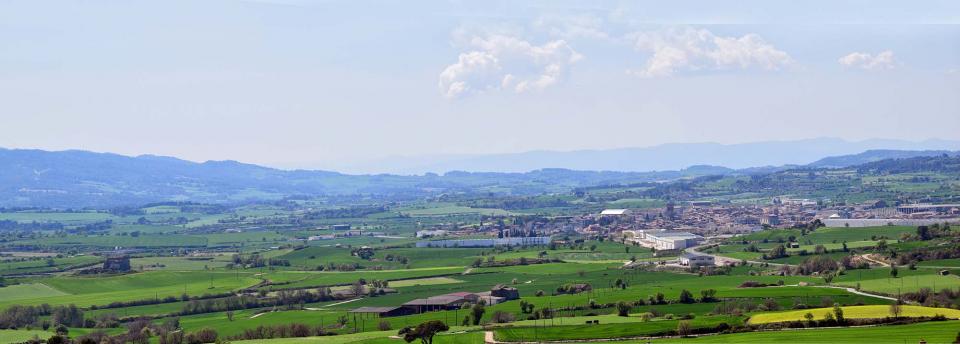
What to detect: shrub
<box><xmin>491</xmin><ymin>311</ymin><xmax>515</xmax><ymax>323</ymax></box>
<box><xmin>616</xmin><ymin>301</ymin><xmax>631</xmax><ymax>317</ymax></box>
<box><xmin>677</xmin><ymin>320</ymin><xmax>692</xmax><ymax>336</ymax></box>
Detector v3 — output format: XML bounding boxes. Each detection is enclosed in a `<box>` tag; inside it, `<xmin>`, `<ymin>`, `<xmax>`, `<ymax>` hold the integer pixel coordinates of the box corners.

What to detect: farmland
<box><xmin>0</xmin><ymin>156</ymin><xmax>958</xmax><ymax>343</ymax></box>
<box><xmin>748</xmin><ymin>305</ymin><xmax>960</xmax><ymax>324</ymax></box>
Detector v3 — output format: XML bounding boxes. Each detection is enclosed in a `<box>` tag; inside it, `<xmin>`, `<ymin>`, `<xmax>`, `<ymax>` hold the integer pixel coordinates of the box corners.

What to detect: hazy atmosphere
<box><xmin>2</xmin><ymin>0</ymin><xmax>959</xmax><ymax>172</ymax></box>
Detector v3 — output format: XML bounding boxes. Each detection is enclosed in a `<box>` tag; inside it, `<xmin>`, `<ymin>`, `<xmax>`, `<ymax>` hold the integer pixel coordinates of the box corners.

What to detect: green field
<box><xmin>0</xmin><ymin>255</ymin><xmax>102</xmax><ymax>276</ymax></box>
<box><xmin>0</xmin><ymin>329</ymin><xmax>53</xmax><ymax>343</ymax></box>
<box><xmin>0</xmin><ymin>211</ymin><xmax>117</xmax><ymax>224</ymax></box>
<box><xmin>0</xmin><ymin>283</ymin><xmax>69</xmax><ymax>301</ymax></box>
<box><xmin>1</xmin><ymin>271</ymin><xmax>262</xmax><ymax>308</ymax></box>
<box><xmin>642</xmin><ymin>320</ymin><xmax>960</xmax><ymax>343</ymax></box>
<box><xmin>495</xmin><ymin>315</ymin><xmax>742</xmax><ymax>341</ymax></box>
<box><xmin>835</xmin><ymin>271</ymin><xmax>960</xmax><ymax>294</ymax></box>
<box><xmin>130</xmin><ymin>256</ymin><xmax>231</xmax><ymax>270</ymax></box>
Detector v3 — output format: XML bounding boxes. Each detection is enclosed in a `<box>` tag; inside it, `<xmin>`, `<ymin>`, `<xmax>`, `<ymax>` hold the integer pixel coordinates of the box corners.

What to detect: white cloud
<box><xmin>626</xmin><ymin>27</ymin><xmax>792</xmax><ymax>78</ymax></box>
<box><xmin>439</xmin><ymin>35</ymin><xmax>582</xmax><ymax>98</ymax></box>
<box><xmin>838</xmin><ymin>51</ymin><xmax>897</xmax><ymax>70</ymax></box>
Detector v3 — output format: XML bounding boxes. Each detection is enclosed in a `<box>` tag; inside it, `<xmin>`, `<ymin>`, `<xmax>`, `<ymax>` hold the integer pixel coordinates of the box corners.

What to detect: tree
<box><xmin>616</xmin><ymin>301</ymin><xmax>632</xmax><ymax>317</ymax></box>
<box><xmin>890</xmin><ymin>301</ymin><xmax>903</xmax><ymax>319</ymax></box>
<box><xmin>766</xmin><ymin>244</ymin><xmax>788</xmax><ymax>259</ymax></box>
<box><xmin>225</xmin><ymin>311</ymin><xmax>234</xmax><ymax>321</ymax></box>
<box><xmin>890</xmin><ymin>264</ymin><xmax>899</xmax><ymax>278</ymax></box>
<box><xmin>700</xmin><ymin>289</ymin><xmax>717</xmax><ymax>302</ymax></box>
<box><xmin>470</xmin><ymin>303</ymin><xmax>485</xmax><ymax>325</ymax></box>
<box><xmin>803</xmin><ymin>312</ymin><xmax>814</xmax><ymax>324</ymax></box>
<box><xmin>491</xmin><ymin>311</ymin><xmax>515</xmax><ymax>323</ymax></box>
<box><xmin>398</xmin><ymin>320</ymin><xmax>449</xmax><ymax>344</ymax></box>
<box><xmin>678</xmin><ymin>289</ymin><xmax>695</xmax><ymax>304</ymax></box>
<box><xmin>351</xmin><ymin>281</ymin><xmax>365</xmax><ymax>296</ymax></box>
<box><xmin>677</xmin><ymin>320</ymin><xmax>692</xmax><ymax>336</ymax></box>
<box><xmin>655</xmin><ymin>292</ymin><xmax>666</xmax><ymax>305</ymax></box>
<box><xmin>832</xmin><ymin>303</ymin><xmax>845</xmax><ymax>324</ymax></box>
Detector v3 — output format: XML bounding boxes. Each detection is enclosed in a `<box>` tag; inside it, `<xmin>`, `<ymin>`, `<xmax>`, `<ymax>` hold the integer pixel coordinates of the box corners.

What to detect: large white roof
<box><xmin>601</xmin><ymin>209</ymin><xmax>629</xmax><ymax>215</ymax></box>
<box><xmin>647</xmin><ymin>231</ymin><xmax>700</xmax><ymax>240</ymax></box>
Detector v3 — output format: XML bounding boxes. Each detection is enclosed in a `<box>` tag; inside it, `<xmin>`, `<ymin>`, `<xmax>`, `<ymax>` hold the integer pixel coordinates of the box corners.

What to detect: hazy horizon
<box><xmin>3</xmin><ymin>136</ymin><xmax>958</xmax><ymax>175</ymax></box>
<box><xmin>2</xmin><ymin>0</ymin><xmax>958</xmax><ymax>171</ymax></box>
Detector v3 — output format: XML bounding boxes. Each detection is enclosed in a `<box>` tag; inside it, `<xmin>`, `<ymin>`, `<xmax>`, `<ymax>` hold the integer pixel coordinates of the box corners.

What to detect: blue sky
<box><xmin>1</xmin><ymin>0</ymin><xmax>958</xmax><ymax>170</ymax></box>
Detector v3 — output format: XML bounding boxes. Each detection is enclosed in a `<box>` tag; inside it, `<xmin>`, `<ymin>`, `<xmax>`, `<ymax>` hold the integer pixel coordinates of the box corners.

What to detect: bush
<box><xmin>185</xmin><ymin>328</ymin><xmax>217</xmax><ymax>344</ymax></box>
<box><xmin>679</xmin><ymin>289</ymin><xmax>695</xmax><ymax>304</ymax></box>
<box><xmin>616</xmin><ymin>301</ymin><xmax>632</xmax><ymax>317</ymax></box>
<box><xmin>378</xmin><ymin>320</ymin><xmax>391</xmax><ymax>331</ymax></box>
<box><xmin>677</xmin><ymin>320</ymin><xmax>692</xmax><ymax>336</ymax></box>
<box><xmin>491</xmin><ymin>311</ymin><xmax>515</xmax><ymax>323</ymax></box>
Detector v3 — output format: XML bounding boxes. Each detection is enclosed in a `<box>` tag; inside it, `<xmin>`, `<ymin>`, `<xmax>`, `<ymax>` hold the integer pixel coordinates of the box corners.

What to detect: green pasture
<box><xmin>1</xmin><ymin>271</ymin><xmax>261</xmax><ymax>309</ymax></box>
<box><xmin>23</xmin><ymin>234</ymin><xmax>208</xmax><ymax>248</ymax></box>
<box><xmin>641</xmin><ymin>320</ymin><xmax>960</xmax><ymax>343</ymax></box>
<box><xmin>495</xmin><ymin>315</ymin><xmax>741</xmax><ymax>341</ymax></box>
<box><xmin>0</xmin><ymin>329</ymin><xmax>52</xmax><ymax>343</ymax></box>
<box><xmin>263</xmin><ymin>267</ymin><xmax>466</xmax><ymax>289</ymax></box>
<box><xmin>0</xmin><ymin>255</ymin><xmax>101</xmax><ymax>276</ymax></box>
<box><xmin>0</xmin><ymin>211</ymin><xmax>116</xmax><ymax>224</ymax></box>
<box><xmin>131</xmin><ymin>256</ymin><xmax>230</xmax><ymax>271</ymax></box>
<box><xmin>0</xmin><ymin>283</ymin><xmax>68</xmax><ymax>301</ymax></box>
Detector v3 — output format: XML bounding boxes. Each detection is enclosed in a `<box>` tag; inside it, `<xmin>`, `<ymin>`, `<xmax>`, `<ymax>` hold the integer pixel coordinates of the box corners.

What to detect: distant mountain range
<box><xmin>807</xmin><ymin>149</ymin><xmax>958</xmax><ymax>168</ymax></box>
<box><xmin>329</xmin><ymin>138</ymin><xmax>960</xmax><ymax>174</ymax></box>
<box><xmin>0</xmin><ymin>142</ymin><xmax>957</xmax><ymax>208</ymax></box>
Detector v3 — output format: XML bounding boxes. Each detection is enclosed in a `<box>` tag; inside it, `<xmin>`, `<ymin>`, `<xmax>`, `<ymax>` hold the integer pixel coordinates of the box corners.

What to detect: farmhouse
<box><xmin>490</xmin><ymin>284</ymin><xmax>520</xmax><ymax>300</ymax></box>
<box><xmin>102</xmin><ymin>255</ymin><xmax>131</xmax><ymax>272</ymax></box>
<box><xmin>402</xmin><ymin>292</ymin><xmax>477</xmax><ymax>312</ymax></box>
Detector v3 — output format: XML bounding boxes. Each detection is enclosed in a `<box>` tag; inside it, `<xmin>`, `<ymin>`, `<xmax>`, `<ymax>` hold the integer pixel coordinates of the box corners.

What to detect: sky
<box><xmin>1</xmin><ymin>0</ymin><xmax>959</xmax><ymax>171</ymax></box>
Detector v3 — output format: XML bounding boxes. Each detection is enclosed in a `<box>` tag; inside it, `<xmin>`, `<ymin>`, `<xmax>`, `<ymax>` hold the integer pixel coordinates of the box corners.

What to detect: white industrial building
<box><xmin>416</xmin><ymin>236</ymin><xmax>551</xmax><ymax>248</ymax></box>
<box><xmin>600</xmin><ymin>209</ymin><xmax>631</xmax><ymax>216</ymax></box>
<box><xmin>416</xmin><ymin>229</ymin><xmax>448</xmax><ymax>238</ymax></box>
<box><xmin>622</xmin><ymin>229</ymin><xmax>702</xmax><ymax>250</ymax></box>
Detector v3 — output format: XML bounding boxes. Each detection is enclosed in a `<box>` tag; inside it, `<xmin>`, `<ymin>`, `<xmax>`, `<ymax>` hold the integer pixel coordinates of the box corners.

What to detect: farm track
<box><xmin>860</xmin><ymin>254</ymin><xmax>890</xmax><ymax>267</ymax></box>
<box><xmin>687</xmin><ymin>245</ymin><xmax>789</xmax><ymax>267</ymax></box>
<box><xmin>813</xmin><ymin>285</ymin><xmax>899</xmax><ymax>301</ymax></box>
